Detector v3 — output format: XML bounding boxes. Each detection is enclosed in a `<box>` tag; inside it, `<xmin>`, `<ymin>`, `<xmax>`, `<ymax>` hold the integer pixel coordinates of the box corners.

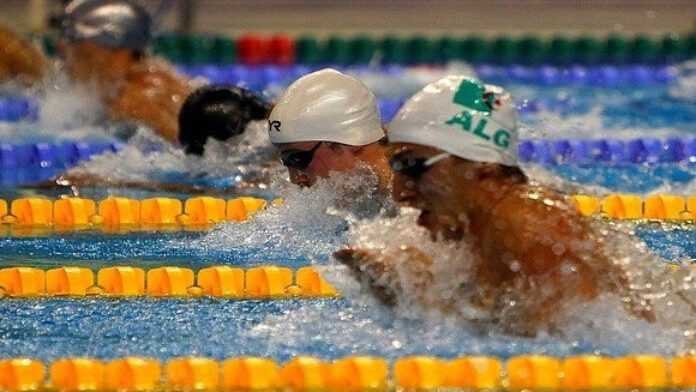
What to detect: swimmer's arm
<box><xmin>108</xmin><ymin>84</ymin><xmax>183</xmax><ymax>144</ymax></box>
<box><xmin>334</xmin><ymin>246</ymin><xmax>438</xmax><ymax>308</ymax></box>
<box><xmin>480</xmin><ymin>188</ymin><xmax>655</xmax><ymax>322</ymax></box>
<box><xmin>0</xmin><ymin>26</ymin><xmax>47</xmax><ymax>85</ymax></box>
<box><xmin>108</xmin><ymin>67</ymin><xmax>196</xmax><ymax>144</ymax></box>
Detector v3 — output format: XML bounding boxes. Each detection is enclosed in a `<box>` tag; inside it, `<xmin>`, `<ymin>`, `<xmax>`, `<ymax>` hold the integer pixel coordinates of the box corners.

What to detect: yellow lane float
<box><xmin>0</xmin><ymin>266</ymin><xmax>339</xmax><ymax>300</ymax></box>
<box><xmin>0</xmin><ymin>355</ymin><xmax>691</xmax><ymax>391</ymax></box>
<box><xmin>165</xmin><ymin>357</ymin><xmax>219</xmax><ymax>391</ymax></box>
<box><xmin>104</xmin><ymin>357</ymin><xmax>161</xmax><ymax>392</ymax></box>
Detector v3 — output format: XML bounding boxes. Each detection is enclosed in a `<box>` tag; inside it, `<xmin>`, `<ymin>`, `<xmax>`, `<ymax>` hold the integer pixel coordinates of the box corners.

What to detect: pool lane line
<box><xmin>2</xmin><ymin>136</ymin><xmax>695</xmax><ymax>171</ymax></box>
<box><xmin>0</xmin><ymin>354</ymin><xmax>694</xmax><ymax>391</ymax></box>
<box><xmin>0</xmin><ymin>194</ymin><xmax>695</xmax><ymax>236</ymax></box>
<box><xmin>0</xmin><ymin>196</ymin><xmax>277</xmax><ymax>233</ymax></box>
<box><xmin>572</xmin><ymin>194</ymin><xmax>696</xmax><ymax>221</ymax></box>
<box><xmin>0</xmin><ymin>265</ymin><xmax>338</xmax><ymax>299</ymax></box>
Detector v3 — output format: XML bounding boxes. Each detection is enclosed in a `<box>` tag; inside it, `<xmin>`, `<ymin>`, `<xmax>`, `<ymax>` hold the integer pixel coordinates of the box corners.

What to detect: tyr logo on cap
<box><xmin>268</xmin><ymin>120</ymin><xmax>281</xmax><ymax>132</ymax></box>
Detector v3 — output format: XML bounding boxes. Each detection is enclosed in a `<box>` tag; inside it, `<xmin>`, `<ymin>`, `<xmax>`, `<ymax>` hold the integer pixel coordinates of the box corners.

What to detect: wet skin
<box><xmin>0</xmin><ymin>26</ymin><xmax>46</xmax><ymax>85</ymax></box>
<box><xmin>278</xmin><ymin>141</ymin><xmax>391</xmax><ymax>190</ymax></box>
<box><xmin>62</xmin><ymin>41</ymin><xmax>195</xmax><ymax>143</ymax></box>
<box><xmin>0</xmin><ymin>27</ymin><xmax>194</xmax><ymax>144</ymax></box>
<box><xmin>336</xmin><ymin>143</ymin><xmax>654</xmax><ymax>334</ymax></box>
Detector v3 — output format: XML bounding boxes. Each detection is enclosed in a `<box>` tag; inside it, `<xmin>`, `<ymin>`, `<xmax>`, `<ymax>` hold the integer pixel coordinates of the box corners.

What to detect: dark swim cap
<box><xmin>178</xmin><ymin>85</ymin><xmax>272</xmax><ymax>155</ymax></box>
<box><xmin>62</xmin><ymin>0</ymin><xmax>152</xmax><ymax>51</ymax></box>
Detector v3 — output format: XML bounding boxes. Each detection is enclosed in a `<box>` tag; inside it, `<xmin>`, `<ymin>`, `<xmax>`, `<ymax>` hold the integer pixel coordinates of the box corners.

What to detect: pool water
<box><xmin>0</xmin><ymin>63</ymin><xmax>695</xmax><ymax>362</ymax></box>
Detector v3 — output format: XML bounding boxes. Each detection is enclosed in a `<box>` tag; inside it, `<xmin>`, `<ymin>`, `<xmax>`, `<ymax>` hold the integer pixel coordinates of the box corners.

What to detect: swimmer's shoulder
<box><xmin>0</xmin><ymin>25</ymin><xmax>47</xmax><ymax>84</ymax></box>
<box><xmin>125</xmin><ymin>57</ymin><xmax>200</xmax><ymax>92</ymax></box>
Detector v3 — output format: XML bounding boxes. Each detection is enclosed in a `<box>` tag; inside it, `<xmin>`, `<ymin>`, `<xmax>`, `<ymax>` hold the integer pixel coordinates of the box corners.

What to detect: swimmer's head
<box><xmin>178</xmin><ymin>85</ymin><xmax>272</xmax><ymax>155</ymax></box>
<box><xmin>389</xmin><ymin>75</ymin><xmax>519</xmax><ymax>166</ymax></box>
<box><xmin>269</xmin><ymin>68</ymin><xmax>389</xmax><ymax>187</ymax></box>
<box><xmin>388</xmin><ymin>76</ymin><xmax>525</xmax><ymax>238</ymax></box>
<box><xmin>62</xmin><ymin>0</ymin><xmax>152</xmax><ymax>52</ymax></box>
<box><xmin>60</xmin><ymin>0</ymin><xmax>152</xmax><ymax>85</ymax></box>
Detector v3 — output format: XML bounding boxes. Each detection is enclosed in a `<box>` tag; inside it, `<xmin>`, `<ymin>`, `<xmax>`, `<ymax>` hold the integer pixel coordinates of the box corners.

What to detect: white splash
<box><xmin>69</xmin><ymin>120</ymin><xmax>280</xmax><ymax>186</ymax></box>
<box><xmin>191</xmin><ymin>171</ymin><xmax>385</xmax><ymax>263</ymax></box>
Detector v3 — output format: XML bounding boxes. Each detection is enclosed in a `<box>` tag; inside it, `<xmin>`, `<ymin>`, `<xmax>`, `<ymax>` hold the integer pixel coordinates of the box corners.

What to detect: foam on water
<box><xmin>0</xmin><ymin>74</ymin><xmax>110</xmax><ymax>143</ymax></box>
<box><xmin>191</xmin><ymin>170</ymin><xmax>386</xmax><ymax>263</ymax></box>
<box><xmin>669</xmin><ymin>61</ymin><xmax>696</xmax><ymax>102</ymax></box>
<box><xmin>68</xmin><ymin>121</ymin><xmax>281</xmax><ymax>189</ymax></box>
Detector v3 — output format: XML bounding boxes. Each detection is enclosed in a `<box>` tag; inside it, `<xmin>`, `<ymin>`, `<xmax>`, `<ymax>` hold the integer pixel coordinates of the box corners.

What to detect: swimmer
<box><xmin>48</xmin><ymin>84</ymin><xmax>273</xmax><ymax>192</ymax></box>
<box><xmin>0</xmin><ymin>0</ymin><xmax>269</xmax><ymax>153</ymax></box>
<box><xmin>0</xmin><ymin>26</ymin><xmax>46</xmax><ymax>85</ymax></box>
<box><xmin>59</xmin><ymin>0</ymin><xmax>192</xmax><ymax>144</ymax></box>
<box><xmin>269</xmin><ymin>68</ymin><xmax>391</xmax><ymax>190</ymax></box>
<box><xmin>335</xmin><ymin>76</ymin><xmax>654</xmax><ymax>335</ymax></box>
<box><xmin>179</xmin><ymin>85</ymin><xmax>272</xmax><ymax>155</ymax></box>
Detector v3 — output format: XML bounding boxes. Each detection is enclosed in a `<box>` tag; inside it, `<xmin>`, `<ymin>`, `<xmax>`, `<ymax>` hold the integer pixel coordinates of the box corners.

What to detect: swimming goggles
<box><xmin>280</xmin><ymin>142</ymin><xmax>322</xmax><ymax>170</ymax></box>
<box><xmin>389</xmin><ymin>152</ymin><xmax>450</xmax><ymax>178</ymax></box>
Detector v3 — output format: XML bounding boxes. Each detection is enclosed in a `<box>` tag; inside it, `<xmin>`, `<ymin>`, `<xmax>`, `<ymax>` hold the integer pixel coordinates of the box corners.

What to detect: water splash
<box><xmin>69</xmin><ymin>121</ymin><xmax>281</xmax><ymax>189</ymax></box>
<box><xmin>312</xmin><ymin>207</ymin><xmax>694</xmax><ymax>354</ymax></box>
<box><xmin>191</xmin><ymin>171</ymin><xmax>386</xmax><ymax>264</ymax></box>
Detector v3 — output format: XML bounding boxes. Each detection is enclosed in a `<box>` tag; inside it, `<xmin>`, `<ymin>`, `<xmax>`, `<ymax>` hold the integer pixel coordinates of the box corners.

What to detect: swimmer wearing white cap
<box><xmin>268</xmin><ymin>68</ymin><xmax>391</xmax><ymax>189</ymax></box>
<box><xmin>336</xmin><ymin>76</ymin><xmax>655</xmax><ymax>334</ymax></box>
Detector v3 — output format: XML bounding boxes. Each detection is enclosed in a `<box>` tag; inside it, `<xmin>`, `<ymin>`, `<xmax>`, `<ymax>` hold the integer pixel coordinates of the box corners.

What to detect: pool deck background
<box><xmin>2</xmin><ymin>0</ymin><xmax>696</xmax><ymax>36</ymax></box>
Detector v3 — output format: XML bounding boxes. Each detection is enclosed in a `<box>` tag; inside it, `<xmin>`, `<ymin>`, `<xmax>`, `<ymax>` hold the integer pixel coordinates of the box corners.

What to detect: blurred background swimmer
<box><xmin>269</xmin><ymin>68</ymin><xmax>391</xmax><ymax>191</ymax></box>
<box><xmin>336</xmin><ymin>75</ymin><xmax>656</xmax><ymax>335</ymax></box>
<box><xmin>0</xmin><ymin>0</ymin><xmax>271</xmax><ymax>154</ymax></box>
<box><xmin>51</xmin><ymin>83</ymin><xmax>275</xmax><ymax>193</ymax></box>
<box><xmin>0</xmin><ymin>26</ymin><xmax>47</xmax><ymax>85</ymax></box>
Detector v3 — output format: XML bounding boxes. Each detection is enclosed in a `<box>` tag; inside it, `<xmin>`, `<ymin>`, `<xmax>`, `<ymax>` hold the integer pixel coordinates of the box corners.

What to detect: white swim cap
<box><xmin>268</xmin><ymin>68</ymin><xmax>384</xmax><ymax>146</ymax></box>
<box><xmin>389</xmin><ymin>75</ymin><xmax>519</xmax><ymax>166</ymax></box>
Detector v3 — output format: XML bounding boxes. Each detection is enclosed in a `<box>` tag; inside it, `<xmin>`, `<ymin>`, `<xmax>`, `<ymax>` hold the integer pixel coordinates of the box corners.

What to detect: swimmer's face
<box><xmin>390</xmin><ymin>143</ymin><xmax>487</xmax><ymax>240</ymax></box>
<box><xmin>278</xmin><ymin>141</ymin><xmax>361</xmax><ymax>187</ymax></box>
<box><xmin>61</xmin><ymin>41</ymin><xmax>137</xmax><ymax>87</ymax></box>
<box><xmin>389</xmin><ymin>143</ymin><xmax>458</xmax><ymax>239</ymax></box>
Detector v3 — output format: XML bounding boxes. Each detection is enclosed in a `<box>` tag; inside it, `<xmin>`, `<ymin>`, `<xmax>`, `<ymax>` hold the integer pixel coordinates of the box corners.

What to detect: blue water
<box><xmin>0</xmin><ymin>64</ymin><xmax>694</xmax><ymax>361</ymax></box>
<box><xmin>547</xmin><ymin>163</ymin><xmax>696</xmax><ymax>193</ymax></box>
<box><xmin>0</xmin><ymin>295</ymin><xmax>668</xmax><ymax>362</ymax></box>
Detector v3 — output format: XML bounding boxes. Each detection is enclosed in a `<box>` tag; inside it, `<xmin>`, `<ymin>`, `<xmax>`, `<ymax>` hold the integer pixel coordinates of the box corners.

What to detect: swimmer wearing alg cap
<box><xmin>269</xmin><ymin>68</ymin><xmax>392</xmax><ymax>190</ymax></box>
<box><xmin>336</xmin><ymin>76</ymin><xmax>654</xmax><ymax>334</ymax></box>
<box><xmin>0</xmin><ymin>0</ymin><xmax>269</xmax><ymax>154</ymax></box>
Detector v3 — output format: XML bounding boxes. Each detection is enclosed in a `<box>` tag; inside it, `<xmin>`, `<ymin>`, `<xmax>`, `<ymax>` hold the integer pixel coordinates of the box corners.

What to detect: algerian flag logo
<box><xmin>446</xmin><ymin>78</ymin><xmax>512</xmax><ymax>149</ymax></box>
<box><xmin>452</xmin><ymin>79</ymin><xmax>493</xmax><ymax>114</ymax></box>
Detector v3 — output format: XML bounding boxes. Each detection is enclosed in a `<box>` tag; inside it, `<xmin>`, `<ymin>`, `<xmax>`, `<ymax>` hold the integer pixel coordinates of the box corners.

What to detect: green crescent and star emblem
<box><xmin>445</xmin><ymin>79</ymin><xmax>511</xmax><ymax>149</ymax></box>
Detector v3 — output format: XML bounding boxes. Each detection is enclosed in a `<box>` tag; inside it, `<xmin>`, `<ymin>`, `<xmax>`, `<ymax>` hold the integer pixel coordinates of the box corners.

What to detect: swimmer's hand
<box><xmin>334</xmin><ymin>247</ymin><xmax>397</xmax><ymax>306</ymax></box>
<box><xmin>333</xmin><ymin>246</ymin><xmax>434</xmax><ymax>308</ymax></box>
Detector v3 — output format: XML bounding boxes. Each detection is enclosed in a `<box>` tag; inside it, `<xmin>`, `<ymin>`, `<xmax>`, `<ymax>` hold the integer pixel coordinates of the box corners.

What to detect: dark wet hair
<box><xmin>178</xmin><ymin>85</ymin><xmax>272</xmax><ymax>155</ymax></box>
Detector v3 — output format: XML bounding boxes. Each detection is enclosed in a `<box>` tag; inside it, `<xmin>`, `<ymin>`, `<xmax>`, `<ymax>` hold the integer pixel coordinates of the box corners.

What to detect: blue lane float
<box><xmin>0</xmin><ymin>96</ymin><xmax>38</xmax><ymax>122</ymax></box>
<box><xmin>518</xmin><ymin>137</ymin><xmax>696</xmax><ymax>165</ymax></box>
<box><xmin>179</xmin><ymin>64</ymin><xmax>679</xmax><ymax>89</ymax></box>
<box><xmin>0</xmin><ymin>137</ymin><xmax>694</xmax><ymax>172</ymax></box>
<box><xmin>0</xmin><ymin>141</ymin><xmax>123</xmax><ymax>169</ymax></box>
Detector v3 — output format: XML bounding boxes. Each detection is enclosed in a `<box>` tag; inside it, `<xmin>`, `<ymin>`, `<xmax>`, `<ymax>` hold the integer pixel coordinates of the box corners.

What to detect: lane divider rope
<box><xmin>0</xmin><ymin>265</ymin><xmax>338</xmax><ymax>298</ymax></box>
<box><xmin>572</xmin><ymin>194</ymin><xmax>696</xmax><ymax>221</ymax></box>
<box><xmin>519</xmin><ymin>137</ymin><xmax>696</xmax><ymax>165</ymax></box>
<box><xmin>0</xmin><ymin>141</ymin><xmax>123</xmax><ymax>168</ymax></box>
<box><xmin>0</xmin><ymin>194</ymin><xmax>694</xmax><ymax>236</ymax></box>
<box><xmin>0</xmin><ymin>196</ymin><xmax>279</xmax><ymax>233</ymax></box>
<box><xmin>2</xmin><ymin>136</ymin><xmax>695</xmax><ymax>169</ymax></box>
<box><xmin>0</xmin><ymin>354</ymin><xmax>694</xmax><ymax>391</ymax></box>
